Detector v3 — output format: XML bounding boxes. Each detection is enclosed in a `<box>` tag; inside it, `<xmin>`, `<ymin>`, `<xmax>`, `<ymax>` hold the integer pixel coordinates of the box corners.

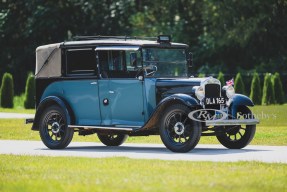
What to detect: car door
<box><xmin>62</xmin><ymin>48</ymin><xmax>101</xmax><ymax>125</ymax></box>
<box><xmin>96</xmin><ymin>47</ymin><xmax>145</xmax><ymax>127</ymax></box>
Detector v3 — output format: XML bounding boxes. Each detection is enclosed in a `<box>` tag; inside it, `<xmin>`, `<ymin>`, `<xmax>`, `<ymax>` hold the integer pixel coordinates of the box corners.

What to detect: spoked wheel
<box><xmin>160</xmin><ymin>104</ymin><xmax>201</xmax><ymax>153</ymax></box>
<box><xmin>97</xmin><ymin>134</ymin><xmax>128</xmax><ymax>146</ymax></box>
<box><xmin>216</xmin><ymin>106</ymin><xmax>256</xmax><ymax>149</ymax></box>
<box><xmin>39</xmin><ymin>105</ymin><xmax>74</xmax><ymax>149</ymax></box>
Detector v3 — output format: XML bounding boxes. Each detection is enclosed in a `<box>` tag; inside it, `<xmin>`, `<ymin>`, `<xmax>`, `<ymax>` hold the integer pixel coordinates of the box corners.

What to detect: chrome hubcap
<box><xmin>51</xmin><ymin>122</ymin><xmax>60</xmax><ymax>134</ymax></box>
<box><xmin>174</xmin><ymin>122</ymin><xmax>185</xmax><ymax>135</ymax></box>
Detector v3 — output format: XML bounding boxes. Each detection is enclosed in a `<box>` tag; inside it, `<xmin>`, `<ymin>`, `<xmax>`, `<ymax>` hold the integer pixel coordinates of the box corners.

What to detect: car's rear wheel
<box><xmin>216</xmin><ymin>106</ymin><xmax>256</xmax><ymax>149</ymax></box>
<box><xmin>159</xmin><ymin>104</ymin><xmax>201</xmax><ymax>153</ymax></box>
<box><xmin>97</xmin><ymin>134</ymin><xmax>128</xmax><ymax>146</ymax></box>
<box><xmin>39</xmin><ymin>105</ymin><xmax>74</xmax><ymax>149</ymax></box>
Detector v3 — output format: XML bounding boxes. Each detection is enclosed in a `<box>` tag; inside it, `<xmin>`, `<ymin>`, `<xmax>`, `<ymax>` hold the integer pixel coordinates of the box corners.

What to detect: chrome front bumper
<box><xmin>205</xmin><ymin>119</ymin><xmax>259</xmax><ymax>126</ymax></box>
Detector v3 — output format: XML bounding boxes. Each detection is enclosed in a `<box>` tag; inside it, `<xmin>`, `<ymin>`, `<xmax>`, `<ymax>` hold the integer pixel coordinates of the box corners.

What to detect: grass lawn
<box><xmin>0</xmin><ymin>108</ymin><xmax>35</xmax><ymax>114</ymax></box>
<box><xmin>0</xmin><ymin>155</ymin><xmax>286</xmax><ymax>192</ymax></box>
<box><xmin>0</xmin><ymin>105</ymin><xmax>286</xmax><ymax>145</ymax></box>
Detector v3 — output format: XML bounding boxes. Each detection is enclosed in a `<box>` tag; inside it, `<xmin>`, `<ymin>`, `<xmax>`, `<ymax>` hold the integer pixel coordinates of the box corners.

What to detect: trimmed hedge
<box><xmin>0</xmin><ymin>73</ymin><xmax>14</xmax><ymax>108</ymax></box>
<box><xmin>272</xmin><ymin>72</ymin><xmax>285</xmax><ymax>104</ymax></box>
<box><xmin>24</xmin><ymin>73</ymin><xmax>36</xmax><ymax>109</ymax></box>
<box><xmin>198</xmin><ymin>73</ymin><xmax>205</xmax><ymax>78</ymax></box>
<box><xmin>217</xmin><ymin>72</ymin><xmax>225</xmax><ymax>86</ymax></box>
<box><xmin>262</xmin><ymin>73</ymin><xmax>275</xmax><ymax>105</ymax></box>
<box><xmin>234</xmin><ymin>73</ymin><xmax>246</xmax><ymax>95</ymax></box>
<box><xmin>250</xmin><ymin>72</ymin><xmax>262</xmax><ymax>105</ymax></box>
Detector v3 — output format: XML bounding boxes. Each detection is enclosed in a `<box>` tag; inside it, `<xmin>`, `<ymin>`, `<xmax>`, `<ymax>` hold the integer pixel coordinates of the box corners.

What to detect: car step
<box><xmin>205</xmin><ymin>119</ymin><xmax>259</xmax><ymax>126</ymax></box>
<box><xmin>68</xmin><ymin>125</ymin><xmax>137</xmax><ymax>131</ymax></box>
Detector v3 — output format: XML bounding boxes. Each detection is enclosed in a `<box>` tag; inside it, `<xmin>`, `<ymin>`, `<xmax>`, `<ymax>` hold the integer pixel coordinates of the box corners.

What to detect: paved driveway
<box><xmin>0</xmin><ymin>112</ymin><xmax>34</xmax><ymax>119</ymax></box>
<box><xmin>0</xmin><ymin>140</ymin><xmax>286</xmax><ymax>163</ymax></box>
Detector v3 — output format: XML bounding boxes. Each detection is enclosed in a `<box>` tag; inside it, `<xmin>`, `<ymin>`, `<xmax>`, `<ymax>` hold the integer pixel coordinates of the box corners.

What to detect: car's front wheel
<box><xmin>97</xmin><ymin>134</ymin><xmax>128</xmax><ymax>146</ymax></box>
<box><xmin>39</xmin><ymin>105</ymin><xmax>74</xmax><ymax>149</ymax></box>
<box><xmin>159</xmin><ymin>104</ymin><xmax>202</xmax><ymax>153</ymax></box>
<box><xmin>216</xmin><ymin>106</ymin><xmax>256</xmax><ymax>149</ymax></box>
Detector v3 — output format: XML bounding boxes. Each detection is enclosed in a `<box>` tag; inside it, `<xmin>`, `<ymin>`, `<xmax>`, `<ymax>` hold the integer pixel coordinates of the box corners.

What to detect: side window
<box><xmin>110</xmin><ymin>51</ymin><xmax>125</xmax><ymax>71</ymax></box>
<box><xmin>66</xmin><ymin>49</ymin><xmax>96</xmax><ymax>76</ymax></box>
<box><xmin>98</xmin><ymin>50</ymin><xmax>141</xmax><ymax>78</ymax></box>
<box><xmin>98</xmin><ymin>50</ymin><xmax>126</xmax><ymax>78</ymax></box>
<box><xmin>98</xmin><ymin>51</ymin><xmax>109</xmax><ymax>78</ymax></box>
<box><xmin>126</xmin><ymin>51</ymin><xmax>141</xmax><ymax>72</ymax></box>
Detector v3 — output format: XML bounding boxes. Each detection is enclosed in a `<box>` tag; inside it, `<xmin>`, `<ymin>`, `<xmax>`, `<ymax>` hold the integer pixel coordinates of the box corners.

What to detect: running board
<box><xmin>68</xmin><ymin>125</ymin><xmax>135</xmax><ymax>131</ymax></box>
<box><xmin>25</xmin><ymin>118</ymin><xmax>34</xmax><ymax>124</ymax></box>
<box><xmin>205</xmin><ymin>119</ymin><xmax>259</xmax><ymax>126</ymax></box>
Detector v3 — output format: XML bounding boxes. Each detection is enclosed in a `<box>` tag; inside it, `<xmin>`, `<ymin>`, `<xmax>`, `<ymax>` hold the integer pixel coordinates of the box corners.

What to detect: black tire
<box><xmin>216</xmin><ymin>106</ymin><xmax>256</xmax><ymax>149</ymax></box>
<box><xmin>97</xmin><ymin>134</ymin><xmax>128</xmax><ymax>146</ymax></box>
<box><xmin>159</xmin><ymin>104</ymin><xmax>202</xmax><ymax>153</ymax></box>
<box><xmin>39</xmin><ymin>105</ymin><xmax>74</xmax><ymax>149</ymax></box>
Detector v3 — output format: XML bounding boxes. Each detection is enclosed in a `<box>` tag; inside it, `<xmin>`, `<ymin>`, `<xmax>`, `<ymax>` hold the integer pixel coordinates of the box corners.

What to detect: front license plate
<box><xmin>204</xmin><ymin>97</ymin><xmax>225</xmax><ymax>105</ymax></box>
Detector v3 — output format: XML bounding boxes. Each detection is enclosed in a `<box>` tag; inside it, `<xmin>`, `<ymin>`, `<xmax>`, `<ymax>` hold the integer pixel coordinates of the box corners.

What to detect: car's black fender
<box><xmin>140</xmin><ymin>93</ymin><xmax>200</xmax><ymax>131</ymax></box>
<box><xmin>230</xmin><ymin>94</ymin><xmax>254</xmax><ymax>118</ymax></box>
<box><xmin>32</xmin><ymin>96</ymin><xmax>74</xmax><ymax>130</ymax></box>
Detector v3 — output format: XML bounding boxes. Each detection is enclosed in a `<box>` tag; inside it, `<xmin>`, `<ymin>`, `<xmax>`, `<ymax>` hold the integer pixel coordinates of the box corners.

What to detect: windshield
<box><xmin>142</xmin><ymin>48</ymin><xmax>187</xmax><ymax>77</ymax></box>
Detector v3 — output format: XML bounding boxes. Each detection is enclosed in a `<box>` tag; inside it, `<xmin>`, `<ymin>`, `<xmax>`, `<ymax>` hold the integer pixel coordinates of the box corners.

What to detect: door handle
<box><xmin>109</xmin><ymin>91</ymin><xmax>115</xmax><ymax>94</ymax></box>
<box><xmin>90</xmin><ymin>82</ymin><xmax>97</xmax><ymax>85</ymax></box>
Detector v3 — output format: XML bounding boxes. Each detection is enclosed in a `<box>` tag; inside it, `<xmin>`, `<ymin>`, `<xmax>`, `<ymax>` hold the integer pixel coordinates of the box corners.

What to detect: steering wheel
<box><xmin>135</xmin><ymin>64</ymin><xmax>157</xmax><ymax>78</ymax></box>
<box><xmin>146</xmin><ymin>66</ymin><xmax>157</xmax><ymax>76</ymax></box>
<box><xmin>145</xmin><ymin>64</ymin><xmax>157</xmax><ymax>76</ymax></box>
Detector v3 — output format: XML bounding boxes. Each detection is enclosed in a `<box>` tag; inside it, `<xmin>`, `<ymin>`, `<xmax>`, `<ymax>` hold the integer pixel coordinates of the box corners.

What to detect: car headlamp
<box><xmin>195</xmin><ymin>86</ymin><xmax>205</xmax><ymax>100</ymax></box>
<box><xmin>223</xmin><ymin>85</ymin><xmax>235</xmax><ymax>98</ymax></box>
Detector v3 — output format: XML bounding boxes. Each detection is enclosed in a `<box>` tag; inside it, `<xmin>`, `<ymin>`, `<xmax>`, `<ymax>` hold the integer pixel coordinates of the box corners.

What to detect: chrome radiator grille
<box><xmin>205</xmin><ymin>84</ymin><xmax>220</xmax><ymax>97</ymax></box>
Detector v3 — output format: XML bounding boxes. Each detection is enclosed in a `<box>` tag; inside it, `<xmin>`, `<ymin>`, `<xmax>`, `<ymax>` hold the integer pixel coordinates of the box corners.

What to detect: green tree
<box><xmin>198</xmin><ymin>0</ymin><xmax>287</xmax><ymax>73</ymax></box>
<box><xmin>198</xmin><ymin>73</ymin><xmax>205</xmax><ymax>78</ymax></box>
<box><xmin>24</xmin><ymin>73</ymin><xmax>35</xmax><ymax>109</ymax></box>
<box><xmin>234</xmin><ymin>73</ymin><xmax>245</xmax><ymax>95</ymax></box>
<box><xmin>272</xmin><ymin>72</ymin><xmax>285</xmax><ymax>104</ymax></box>
<box><xmin>0</xmin><ymin>0</ymin><xmax>135</xmax><ymax>94</ymax></box>
<box><xmin>262</xmin><ymin>73</ymin><xmax>275</xmax><ymax>105</ymax></box>
<box><xmin>217</xmin><ymin>72</ymin><xmax>225</xmax><ymax>86</ymax></box>
<box><xmin>250</xmin><ymin>72</ymin><xmax>262</xmax><ymax>105</ymax></box>
<box><xmin>0</xmin><ymin>73</ymin><xmax>14</xmax><ymax>108</ymax></box>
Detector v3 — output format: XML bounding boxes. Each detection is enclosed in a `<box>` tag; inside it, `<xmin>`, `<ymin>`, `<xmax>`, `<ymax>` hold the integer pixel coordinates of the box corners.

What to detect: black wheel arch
<box><xmin>139</xmin><ymin>94</ymin><xmax>200</xmax><ymax>131</ymax></box>
<box><xmin>230</xmin><ymin>94</ymin><xmax>254</xmax><ymax>118</ymax></box>
<box><xmin>32</xmin><ymin>96</ymin><xmax>75</xmax><ymax>131</ymax></box>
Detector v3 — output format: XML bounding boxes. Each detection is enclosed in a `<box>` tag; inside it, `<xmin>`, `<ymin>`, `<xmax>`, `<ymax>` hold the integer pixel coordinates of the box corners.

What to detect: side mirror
<box><xmin>130</xmin><ymin>52</ymin><xmax>137</xmax><ymax>67</ymax></box>
<box><xmin>188</xmin><ymin>52</ymin><xmax>193</xmax><ymax>67</ymax></box>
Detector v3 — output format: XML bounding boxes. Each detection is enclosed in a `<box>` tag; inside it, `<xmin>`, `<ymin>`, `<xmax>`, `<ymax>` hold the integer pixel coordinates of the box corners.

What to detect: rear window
<box><xmin>66</xmin><ymin>49</ymin><xmax>96</xmax><ymax>76</ymax></box>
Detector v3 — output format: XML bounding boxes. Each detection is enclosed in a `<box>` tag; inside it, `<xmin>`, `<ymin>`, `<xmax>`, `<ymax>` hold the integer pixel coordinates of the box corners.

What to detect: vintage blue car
<box><xmin>28</xmin><ymin>35</ymin><xmax>259</xmax><ymax>152</ymax></box>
